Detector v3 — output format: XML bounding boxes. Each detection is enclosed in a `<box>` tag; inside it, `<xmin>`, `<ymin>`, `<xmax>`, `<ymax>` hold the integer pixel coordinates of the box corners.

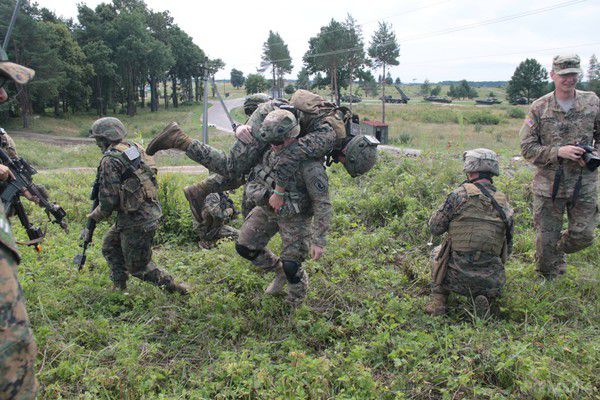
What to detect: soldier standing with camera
<box><xmin>520</xmin><ymin>54</ymin><xmax>600</xmax><ymax>279</ymax></box>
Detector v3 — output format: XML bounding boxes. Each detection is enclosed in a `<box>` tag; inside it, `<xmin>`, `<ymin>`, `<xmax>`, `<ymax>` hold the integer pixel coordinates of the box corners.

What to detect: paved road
<box><xmin>206</xmin><ymin>97</ymin><xmax>245</xmax><ymax>133</ymax></box>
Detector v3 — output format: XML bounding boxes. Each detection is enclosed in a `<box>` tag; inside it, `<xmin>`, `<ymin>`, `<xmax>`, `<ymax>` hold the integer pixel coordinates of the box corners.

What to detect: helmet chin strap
<box><xmin>466</xmin><ymin>171</ymin><xmax>493</xmax><ymax>184</ymax></box>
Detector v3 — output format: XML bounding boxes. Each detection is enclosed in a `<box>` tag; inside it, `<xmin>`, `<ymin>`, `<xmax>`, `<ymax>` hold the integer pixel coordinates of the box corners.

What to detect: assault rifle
<box><xmin>73</xmin><ymin>172</ymin><xmax>100</xmax><ymax>270</ymax></box>
<box><xmin>0</xmin><ymin>148</ymin><xmax>68</xmax><ymax>251</ymax></box>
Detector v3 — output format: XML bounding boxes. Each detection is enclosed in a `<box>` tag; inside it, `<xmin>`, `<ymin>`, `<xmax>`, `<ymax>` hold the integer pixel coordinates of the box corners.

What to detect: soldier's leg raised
<box><xmin>557</xmin><ymin>199</ymin><xmax>598</xmax><ymax>255</ymax></box>
<box><xmin>101</xmin><ymin>225</ymin><xmax>128</xmax><ymax>290</ymax></box>
<box><xmin>236</xmin><ymin>206</ymin><xmax>280</xmax><ymax>271</ymax></box>
<box><xmin>0</xmin><ymin>250</ymin><xmax>38</xmax><ymax>400</ymax></box>
<box><xmin>278</xmin><ymin>214</ymin><xmax>311</xmax><ymax>305</ymax></box>
<box><xmin>533</xmin><ymin>195</ymin><xmax>566</xmax><ymax>278</ymax></box>
<box><xmin>122</xmin><ymin>226</ymin><xmax>189</xmax><ymax>295</ymax></box>
<box><xmin>146</xmin><ymin>122</ymin><xmax>192</xmax><ymax>155</ymax></box>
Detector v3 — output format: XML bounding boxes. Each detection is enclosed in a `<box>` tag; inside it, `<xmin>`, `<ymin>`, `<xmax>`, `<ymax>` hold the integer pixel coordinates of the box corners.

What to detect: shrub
<box><xmin>507</xmin><ymin>107</ymin><xmax>526</xmax><ymax>119</ymax></box>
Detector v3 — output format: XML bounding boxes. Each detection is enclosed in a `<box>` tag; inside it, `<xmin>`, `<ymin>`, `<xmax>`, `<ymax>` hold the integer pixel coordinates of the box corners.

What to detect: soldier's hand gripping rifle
<box><xmin>0</xmin><ymin>148</ymin><xmax>68</xmax><ymax>250</ymax></box>
<box><xmin>74</xmin><ymin>173</ymin><xmax>99</xmax><ymax>270</ymax></box>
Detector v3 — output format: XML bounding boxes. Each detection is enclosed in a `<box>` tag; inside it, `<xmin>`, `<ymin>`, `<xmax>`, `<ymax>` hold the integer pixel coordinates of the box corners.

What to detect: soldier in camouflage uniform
<box><xmin>194</xmin><ymin>192</ymin><xmax>239</xmax><ymax>249</ymax></box>
<box><xmin>0</xmin><ymin>61</ymin><xmax>38</xmax><ymax>400</ymax></box>
<box><xmin>425</xmin><ymin>149</ymin><xmax>514</xmax><ymax>317</ymax></box>
<box><xmin>236</xmin><ymin>109</ymin><xmax>332</xmax><ymax>305</ymax></box>
<box><xmin>88</xmin><ymin>117</ymin><xmax>189</xmax><ymax>294</ymax></box>
<box><xmin>520</xmin><ymin>54</ymin><xmax>599</xmax><ymax>279</ymax></box>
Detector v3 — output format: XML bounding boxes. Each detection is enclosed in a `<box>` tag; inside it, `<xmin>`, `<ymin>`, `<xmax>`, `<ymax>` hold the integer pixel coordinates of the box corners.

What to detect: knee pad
<box><xmin>236</xmin><ymin>243</ymin><xmax>260</xmax><ymax>261</ymax></box>
<box><xmin>282</xmin><ymin>259</ymin><xmax>302</xmax><ymax>284</ymax></box>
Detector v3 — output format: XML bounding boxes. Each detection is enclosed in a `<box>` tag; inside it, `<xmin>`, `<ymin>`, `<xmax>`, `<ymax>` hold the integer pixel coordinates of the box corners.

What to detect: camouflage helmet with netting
<box><xmin>258</xmin><ymin>109</ymin><xmax>300</xmax><ymax>144</ymax></box>
<box><xmin>463</xmin><ymin>148</ymin><xmax>499</xmax><ymax>176</ymax></box>
<box><xmin>341</xmin><ymin>135</ymin><xmax>380</xmax><ymax>177</ymax></box>
<box><xmin>243</xmin><ymin>93</ymin><xmax>271</xmax><ymax>116</ymax></box>
<box><xmin>90</xmin><ymin>117</ymin><xmax>127</xmax><ymax>142</ymax></box>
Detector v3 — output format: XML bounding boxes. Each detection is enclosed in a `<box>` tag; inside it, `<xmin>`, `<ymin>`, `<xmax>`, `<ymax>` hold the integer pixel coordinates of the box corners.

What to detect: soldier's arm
<box><xmin>274</xmin><ymin>121</ymin><xmax>336</xmax><ymax>189</ymax></box>
<box><xmin>304</xmin><ymin>163</ymin><xmax>332</xmax><ymax>248</ymax></box>
<box><xmin>519</xmin><ymin>109</ymin><xmax>559</xmax><ymax>166</ymax></box>
<box><xmin>89</xmin><ymin>157</ymin><xmax>121</xmax><ymax>221</ymax></box>
<box><xmin>429</xmin><ymin>190</ymin><xmax>463</xmax><ymax>236</ymax></box>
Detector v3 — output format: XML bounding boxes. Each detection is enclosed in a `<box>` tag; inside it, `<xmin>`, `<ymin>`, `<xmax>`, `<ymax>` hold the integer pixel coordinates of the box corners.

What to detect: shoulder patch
<box><xmin>524</xmin><ymin>114</ymin><xmax>535</xmax><ymax>128</ymax></box>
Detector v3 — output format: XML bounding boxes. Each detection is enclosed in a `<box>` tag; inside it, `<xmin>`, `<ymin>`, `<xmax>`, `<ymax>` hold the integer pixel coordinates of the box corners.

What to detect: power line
<box><xmin>238</xmin><ymin>0</ymin><xmax>590</xmax><ymax>67</ymax></box>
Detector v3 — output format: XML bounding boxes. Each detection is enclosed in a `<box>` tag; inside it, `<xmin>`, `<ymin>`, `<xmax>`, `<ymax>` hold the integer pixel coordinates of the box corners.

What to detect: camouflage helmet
<box><xmin>258</xmin><ymin>109</ymin><xmax>300</xmax><ymax>144</ymax></box>
<box><xmin>341</xmin><ymin>135</ymin><xmax>380</xmax><ymax>177</ymax></box>
<box><xmin>243</xmin><ymin>94</ymin><xmax>271</xmax><ymax>116</ymax></box>
<box><xmin>90</xmin><ymin>117</ymin><xmax>127</xmax><ymax>142</ymax></box>
<box><xmin>463</xmin><ymin>148</ymin><xmax>499</xmax><ymax>176</ymax></box>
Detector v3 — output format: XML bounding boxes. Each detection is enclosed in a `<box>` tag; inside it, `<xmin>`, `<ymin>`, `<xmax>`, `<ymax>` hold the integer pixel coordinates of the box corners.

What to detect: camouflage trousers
<box><xmin>533</xmin><ymin>195</ymin><xmax>598</xmax><ymax>277</ymax></box>
<box><xmin>102</xmin><ymin>224</ymin><xmax>176</xmax><ymax>288</ymax></box>
<box><xmin>0</xmin><ymin>248</ymin><xmax>37</xmax><ymax>400</ymax></box>
<box><xmin>238</xmin><ymin>206</ymin><xmax>311</xmax><ymax>268</ymax></box>
<box><xmin>431</xmin><ymin>248</ymin><xmax>506</xmax><ymax>298</ymax></box>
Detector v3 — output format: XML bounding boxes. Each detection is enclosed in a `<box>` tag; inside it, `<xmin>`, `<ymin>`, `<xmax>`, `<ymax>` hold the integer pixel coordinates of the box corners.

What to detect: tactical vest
<box><xmin>103</xmin><ymin>142</ymin><xmax>158</xmax><ymax>213</ymax></box>
<box><xmin>448</xmin><ymin>183</ymin><xmax>508</xmax><ymax>255</ymax></box>
<box><xmin>251</xmin><ymin>154</ymin><xmax>310</xmax><ymax>215</ymax></box>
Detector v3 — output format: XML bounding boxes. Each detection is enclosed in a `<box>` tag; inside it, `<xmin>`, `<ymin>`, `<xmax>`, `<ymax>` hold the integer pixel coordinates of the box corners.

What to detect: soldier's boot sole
<box><xmin>184</xmin><ymin>183</ymin><xmax>209</xmax><ymax>222</ymax></box>
<box><xmin>285</xmin><ymin>271</ymin><xmax>309</xmax><ymax>307</ymax></box>
<box><xmin>146</xmin><ymin>121</ymin><xmax>191</xmax><ymax>155</ymax></box>
<box><xmin>474</xmin><ymin>295</ymin><xmax>491</xmax><ymax>318</ymax></box>
<box><xmin>424</xmin><ymin>293</ymin><xmax>447</xmax><ymax>316</ymax></box>
<box><xmin>265</xmin><ymin>261</ymin><xmax>286</xmax><ymax>296</ymax></box>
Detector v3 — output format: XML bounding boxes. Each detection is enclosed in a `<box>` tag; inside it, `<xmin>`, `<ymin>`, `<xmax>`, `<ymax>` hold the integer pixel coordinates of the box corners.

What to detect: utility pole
<box><xmin>201</xmin><ymin>67</ymin><xmax>210</xmax><ymax>144</ymax></box>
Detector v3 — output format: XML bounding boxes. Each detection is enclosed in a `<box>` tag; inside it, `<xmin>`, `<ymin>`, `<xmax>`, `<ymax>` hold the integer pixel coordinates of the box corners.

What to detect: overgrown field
<box><xmin>17</xmin><ymin>151</ymin><xmax>600</xmax><ymax>399</ymax></box>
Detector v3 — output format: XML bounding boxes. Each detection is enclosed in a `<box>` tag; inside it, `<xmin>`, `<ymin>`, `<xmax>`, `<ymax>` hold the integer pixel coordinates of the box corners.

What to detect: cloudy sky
<box><xmin>34</xmin><ymin>0</ymin><xmax>599</xmax><ymax>82</ymax></box>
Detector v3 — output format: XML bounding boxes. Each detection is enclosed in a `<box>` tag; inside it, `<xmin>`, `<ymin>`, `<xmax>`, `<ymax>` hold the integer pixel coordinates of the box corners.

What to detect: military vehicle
<box><xmin>381</xmin><ymin>85</ymin><xmax>410</xmax><ymax>104</ymax></box>
<box><xmin>341</xmin><ymin>94</ymin><xmax>362</xmax><ymax>103</ymax></box>
<box><xmin>475</xmin><ymin>97</ymin><xmax>502</xmax><ymax>105</ymax></box>
<box><xmin>424</xmin><ymin>95</ymin><xmax>452</xmax><ymax>103</ymax></box>
<box><xmin>511</xmin><ymin>97</ymin><xmax>529</xmax><ymax>105</ymax></box>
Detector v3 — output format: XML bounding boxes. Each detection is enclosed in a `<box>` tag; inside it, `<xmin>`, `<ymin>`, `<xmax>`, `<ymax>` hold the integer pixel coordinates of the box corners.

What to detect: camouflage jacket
<box><xmin>430</xmin><ymin>181</ymin><xmax>514</xmax><ymax>257</ymax></box>
<box><xmin>520</xmin><ymin>90</ymin><xmax>600</xmax><ymax>199</ymax></box>
<box><xmin>92</xmin><ymin>142</ymin><xmax>162</xmax><ymax>230</ymax></box>
<box><xmin>245</xmin><ymin>149</ymin><xmax>332</xmax><ymax>247</ymax></box>
<box><xmin>247</xmin><ymin>101</ymin><xmax>337</xmax><ymax>189</ymax></box>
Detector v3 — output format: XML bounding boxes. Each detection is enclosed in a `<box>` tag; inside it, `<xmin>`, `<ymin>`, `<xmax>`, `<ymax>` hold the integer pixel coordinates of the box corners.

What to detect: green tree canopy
<box><xmin>245</xmin><ymin>73</ymin><xmax>269</xmax><ymax>94</ymax></box>
<box><xmin>230</xmin><ymin>69</ymin><xmax>245</xmax><ymax>88</ymax></box>
<box><xmin>506</xmin><ymin>58</ymin><xmax>548</xmax><ymax>103</ymax></box>
<box><xmin>261</xmin><ymin>31</ymin><xmax>292</xmax><ymax>97</ymax></box>
<box><xmin>368</xmin><ymin>21</ymin><xmax>399</xmax><ymax>122</ymax></box>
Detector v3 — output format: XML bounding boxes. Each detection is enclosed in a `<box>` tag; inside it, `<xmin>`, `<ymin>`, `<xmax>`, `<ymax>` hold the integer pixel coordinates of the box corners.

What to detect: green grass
<box><xmin>15</xmin><ymin>152</ymin><xmax>600</xmax><ymax>399</ymax></box>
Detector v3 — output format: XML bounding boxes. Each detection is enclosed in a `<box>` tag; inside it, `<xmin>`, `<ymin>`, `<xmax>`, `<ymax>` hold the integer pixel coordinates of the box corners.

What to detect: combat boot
<box><xmin>112</xmin><ymin>280</ymin><xmax>127</xmax><ymax>291</ymax></box>
<box><xmin>285</xmin><ymin>270</ymin><xmax>309</xmax><ymax>306</ymax></box>
<box><xmin>474</xmin><ymin>295</ymin><xmax>490</xmax><ymax>318</ymax></box>
<box><xmin>425</xmin><ymin>293</ymin><xmax>447</xmax><ymax>316</ymax></box>
<box><xmin>265</xmin><ymin>260</ymin><xmax>286</xmax><ymax>295</ymax></box>
<box><xmin>146</xmin><ymin>122</ymin><xmax>192</xmax><ymax>155</ymax></box>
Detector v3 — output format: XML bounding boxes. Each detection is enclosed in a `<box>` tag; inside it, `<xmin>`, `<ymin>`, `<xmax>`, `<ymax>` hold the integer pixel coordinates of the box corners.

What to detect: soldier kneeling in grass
<box><xmin>425</xmin><ymin>148</ymin><xmax>514</xmax><ymax>317</ymax></box>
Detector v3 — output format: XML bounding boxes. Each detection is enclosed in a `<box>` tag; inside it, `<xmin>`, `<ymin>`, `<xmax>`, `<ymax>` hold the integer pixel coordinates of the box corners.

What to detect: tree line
<box><xmin>0</xmin><ymin>0</ymin><xmax>223</xmax><ymax>127</ymax></box>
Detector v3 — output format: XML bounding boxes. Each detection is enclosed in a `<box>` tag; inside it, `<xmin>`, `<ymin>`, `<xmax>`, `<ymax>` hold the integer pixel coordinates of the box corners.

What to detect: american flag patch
<box><xmin>524</xmin><ymin>114</ymin><xmax>535</xmax><ymax>128</ymax></box>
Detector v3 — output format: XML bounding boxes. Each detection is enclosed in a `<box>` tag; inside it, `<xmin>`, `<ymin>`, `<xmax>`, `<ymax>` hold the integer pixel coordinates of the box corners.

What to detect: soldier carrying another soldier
<box><xmin>425</xmin><ymin>149</ymin><xmax>514</xmax><ymax>317</ymax></box>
